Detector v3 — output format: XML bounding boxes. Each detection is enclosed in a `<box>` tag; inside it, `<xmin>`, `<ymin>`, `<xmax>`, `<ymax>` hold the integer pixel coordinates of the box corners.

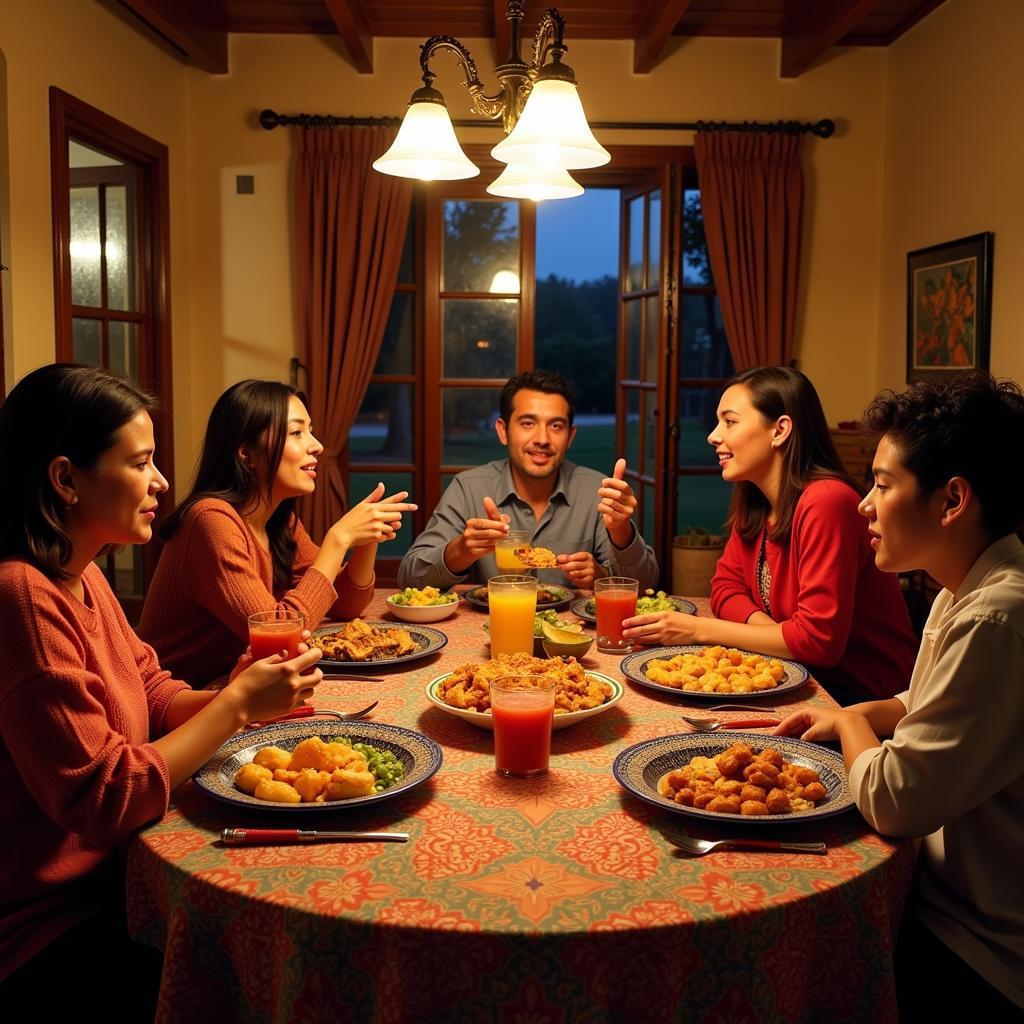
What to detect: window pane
<box><xmin>643</xmin><ymin>390</ymin><xmax>657</xmax><ymax>478</ymax></box>
<box><xmin>397</xmin><ymin>217</ymin><xmax>415</xmax><ymax>284</ymax></box>
<box><xmin>375</xmin><ymin>292</ymin><xmax>414</xmax><ymax>375</ymax></box>
<box><xmin>108</xmin><ymin>321</ymin><xmax>139</xmax><ymax>380</ymax></box>
<box><xmin>678</xmin><ymin>388</ymin><xmax>722</xmax><ymax>469</ymax></box>
<box><xmin>566</xmin><ymin>420</ymin><xmax>614</xmax><ymax>477</ymax></box>
<box><xmin>442</xmin><ymin>199</ymin><xmax>519</xmax><ymax>294</ymax></box>
<box><xmin>442</xmin><ymin>387</ymin><xmax>504</xmax><ymax>465</ymax></box>
<box><xmin>676</xmin><ymin>473</ymin><xmax>732</xmax><ymax>534</ymax></box>
<box><xmin>647</xmin><ymin>190</ymin><xmax>661</xmax><ymax>289</ymax></box>
<box><xmin>624</xmin><ymin>388</ymin><xmax>640</xmax><ymax>470</ymax></box>
<box><xmin>72</xmin><ymin>318</ymin><xmax>102</xmax><ymax>365</ymax></box>
<box><xmin>349</xmin><ymin>472</ymin><xmax>415</xmax><ymax>557</ymax></box>
<box><xmin>626</xmin><ymin>195</ymin><xmax>643</xmax><ymax>293</ymax></box>
<box><xmin>683</xmin><ymin>189</ymin><xmax>712</xmax><ymax>286</ymax></box>
<box><xmin>644</xmin><ymin>294</ymin><xmax>659</xmax><ymax>382</ymax></box>
<box><xmin>680</xmin><ymin>294</ymin><xmax>734</xmax><ymax>379</ymax></box>
<box><xmin>442</xmin><ymin>299</ymin><xmax>518</xmax><ymax>378</ymax></box>
<box><xmin>105</xmin><ymin>184</ymin><xmax>136</xmax><ymax>311</ymax></box>
<box><xmin>625</xmin><ymin>298</ymin><xmax>641</xmax><ymax>380</ymax></box>
<box><xmin>350</xmin><ymin>383</ymin><xmax>414</xmax><ymax>463</ymax></box>
<box><xmin>70</xmin><ymin>186</ymin><xmax>102</xmax><ymax>307</ymax></box>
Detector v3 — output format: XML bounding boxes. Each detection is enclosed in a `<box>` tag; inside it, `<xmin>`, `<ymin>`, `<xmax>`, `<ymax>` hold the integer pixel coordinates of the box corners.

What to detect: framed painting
<box><xmin>906</xmin><ymin>232</ymin><xmax>993</xmax><ymax>382</ymax></box>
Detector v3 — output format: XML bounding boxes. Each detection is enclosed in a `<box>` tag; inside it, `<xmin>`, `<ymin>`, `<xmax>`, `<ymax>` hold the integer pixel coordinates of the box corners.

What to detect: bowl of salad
<box><xmin>386</xmin><ymin>587</ymin><xmax>460</xmax><ymax>623</ymax></box>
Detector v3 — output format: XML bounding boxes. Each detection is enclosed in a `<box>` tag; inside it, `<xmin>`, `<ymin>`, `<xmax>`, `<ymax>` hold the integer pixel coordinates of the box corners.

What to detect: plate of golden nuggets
<box><xmin>612</xmin><ymin>733</ymin><xmax>852</xmax><ymax>824</ymax></box>
<box><xmin>426</xmin><ymin>652</ymin><xmax>623</xmax><ymax>731</ymax></box>
<box><xmin>620</xmin><ymin>645</ymin><xmax>809</xmax><ymax>702</ymax></box>
<box><xmin>309</xmin><ymin>618</ymin><xmax>448</xmax><ymax>667</ymax></box>
<box><xmin>195</xmin><ymin>720</ymin><xmax>443</xmax><ymax>811</ymax></box>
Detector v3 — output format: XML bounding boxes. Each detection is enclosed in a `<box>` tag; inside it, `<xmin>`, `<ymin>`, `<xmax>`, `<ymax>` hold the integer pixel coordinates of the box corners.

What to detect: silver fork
<box><xmin>245</xmin><ymin>701</ymin><xmax>379</xmax><ymax>729</ymax></box>
<box><xmin>659</xmin><ymin>828</ymin><xmax>826</xmax><ymax>856</ymax></box>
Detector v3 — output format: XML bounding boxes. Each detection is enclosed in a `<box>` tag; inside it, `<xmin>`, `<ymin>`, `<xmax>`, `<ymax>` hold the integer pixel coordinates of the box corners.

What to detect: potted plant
<box><xmin>672</xmin><ymin>527</ymin><xmax>726</xmax><ymax>598</ymax></box>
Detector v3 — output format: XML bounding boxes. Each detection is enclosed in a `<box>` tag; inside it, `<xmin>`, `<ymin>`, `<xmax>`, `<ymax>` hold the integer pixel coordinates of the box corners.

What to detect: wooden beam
<box><xmin>634</xmin><ymin>0</ymin><xmax>694</xmax><ymax>75</ymax></box>
<box><xmin>493</xmin><ymin>0</ymin><xmax>512</xmax><ymax>66</ymax></box>
<box><xmin>780</xmin><ymin>0</ymin><xmax>883</xmax><ymax>78</ymax></box>
<box><xmin>117</xmin><ymin>0</ymin><xmax>227</xmax><ymax>74</ymax></box>
<box><xmin>323</xmin><ymin>0</ymin><xmax>374</xmax><ymax>75</ymax></box>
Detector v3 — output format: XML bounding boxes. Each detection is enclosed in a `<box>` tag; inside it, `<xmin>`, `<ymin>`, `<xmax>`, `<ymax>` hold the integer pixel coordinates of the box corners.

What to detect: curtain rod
<box><xmin>258</xmin><ymin>109</ymin><xmax>835</xmax><ymax>138</ymax></box>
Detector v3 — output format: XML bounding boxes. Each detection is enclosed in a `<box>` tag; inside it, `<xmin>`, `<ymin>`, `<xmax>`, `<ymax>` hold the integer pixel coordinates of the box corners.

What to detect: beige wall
<box><xmin>0</xmin><ymin>0</ymin><xmax>193</xmax><ymax>482</ymax></box>
<box><xmin>877</xmin><ymin>0</ymin><xmax>1023</xmax><ymax>390</ymax></box>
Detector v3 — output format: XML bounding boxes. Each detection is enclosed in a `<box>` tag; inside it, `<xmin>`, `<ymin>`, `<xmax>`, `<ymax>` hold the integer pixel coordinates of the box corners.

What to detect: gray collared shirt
<box><xmin>397</xmin><ymin>459</ymin><xmax>660</xmax><ymax>589</ymax></box>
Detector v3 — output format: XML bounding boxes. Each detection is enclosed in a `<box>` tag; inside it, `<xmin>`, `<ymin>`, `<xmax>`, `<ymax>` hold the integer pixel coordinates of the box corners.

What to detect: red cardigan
<box><xmin>0</xmin><ymin>559</ymin><xmax>188</xmax><ymax>981</ymax></box>
<box><xmin>139</xmin><ymin>499</ymin><xmax>374</xmax><ymax>686</ymax></box>
<box><xmin>710</xmin><ymin>479</ymin><xmax>917</xmax><ymax>700</ymax></box>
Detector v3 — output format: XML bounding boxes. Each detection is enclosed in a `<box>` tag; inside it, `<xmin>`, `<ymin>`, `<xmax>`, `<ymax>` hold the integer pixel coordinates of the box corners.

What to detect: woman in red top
<box><xmin>623</xmin><ymin>366</ymin><xmax>917</xmax><ymax>703</ymax></box>
<box><xmin>0</xmin><ymin>365</ymin><xmax>323</xmax><ymax>1018</ymax></box>
<box><xmin>139</xmin><ymin>380</ymin><xmax>417</xmax><ymax>685</ymax></box>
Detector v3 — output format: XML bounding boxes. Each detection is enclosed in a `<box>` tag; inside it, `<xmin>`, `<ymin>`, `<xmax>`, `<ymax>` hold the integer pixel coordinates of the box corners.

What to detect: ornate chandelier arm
<box><xmin>418</xmin><ymin>36</ymin><xmax>507</xmax><ymax>121</ymax></box>
<box><xmin>529</xmin><ymin>8</ymin><xmax>568</xmax><ymax>79</ymax></box>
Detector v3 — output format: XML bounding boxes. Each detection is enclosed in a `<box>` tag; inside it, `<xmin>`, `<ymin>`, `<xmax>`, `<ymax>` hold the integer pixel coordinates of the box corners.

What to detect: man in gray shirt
<box><xmin>398</xmin><ymin>370</ymin><xmax>659</xmax><ymax>590</ymax></box>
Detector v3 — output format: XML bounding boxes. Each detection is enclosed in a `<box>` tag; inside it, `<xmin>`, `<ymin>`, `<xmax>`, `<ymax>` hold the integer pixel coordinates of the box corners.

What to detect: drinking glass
<box><xmin>594</xmin><ymin>577</ymin><xmax>639</xmax><ymax>654</ymax></box>
<box><xmin>494</xmin><ymin>530</ymin><xmax>531</xmax><ymax>572</ymax></box>
<box><xmin>487</xmin><ymin>575</ymin><xmax>538</xmax><ymax>656</ymax></box>
<box><xmin>491</xmin><ymin>674</ymin><xmax>557</xmax><ymax>777</ymax></box>
<box><xmin>248</xmin><ymin>610</ymin><xmax>304</xmax><ymax>661</ymax></box>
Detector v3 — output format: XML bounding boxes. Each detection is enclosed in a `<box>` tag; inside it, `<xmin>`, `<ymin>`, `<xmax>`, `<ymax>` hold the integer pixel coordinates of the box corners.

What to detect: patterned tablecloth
<box><xmin>127</xmin><ymin>592</ymin><xmax>916</xmax><ymax>1024</ymax></box>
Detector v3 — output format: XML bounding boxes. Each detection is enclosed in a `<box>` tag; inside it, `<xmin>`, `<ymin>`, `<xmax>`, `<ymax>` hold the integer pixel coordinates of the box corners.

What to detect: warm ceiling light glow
<box><xmin>487</xmin><ymin>161</ymin><xmax>583</xmax><ymax>201</ymax></box>
<box><xmin>373</xmin><ymin>99</ymin><xmax>479</xmax><ymax>181</ymax></box>
<box><xmin>489</xmin><ymin>269</ymin><xmax>521</xmax><ymax>293</ymax></box>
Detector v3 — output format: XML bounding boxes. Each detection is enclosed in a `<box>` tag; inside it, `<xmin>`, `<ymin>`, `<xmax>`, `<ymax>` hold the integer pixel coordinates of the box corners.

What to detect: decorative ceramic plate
<box><xmin>620</xmin><ymin>645</ymin><xmax>809</xmax><ymax>702</ymax></box>
<box><xmin>463</xmin><ymin>584</ymin><xmax>573</xmax><ymax>612</ymax></box>
<box><xmin>425</xmin><ymin>671</ymin><xmax>623</xmax><ymax>731</ymax></box>
<box><xmin>612</xmin><ymin>731</ymin><xmax>852</xmax><ymax>824</ymax></box>
<box><xmin>310</xmin><ymin>621</ymin><xmax>448</xmax><ymax>668</ymax></box>
<box><xmin>570</xmin><ymin>595</ymin><xmax>698</xmax><ymax>623</ymax></box>
<box><xmin>195</xmin><ymin>720</ymin><xmax>443</xmax><ymax>812</ymax></box>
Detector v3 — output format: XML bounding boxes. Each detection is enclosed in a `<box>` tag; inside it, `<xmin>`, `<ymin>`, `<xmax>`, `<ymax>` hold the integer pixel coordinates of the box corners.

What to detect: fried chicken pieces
<box><xmin>645</xmin><ymin>646</ymin><xmax>786</xmax><ymax>694</ymax></box>
<box><xmin>658</xmin><ymin>742</ymin><xmax>828</xmax><ymax>815</ymax></box>
<box><xmin>439</xmin><ymin>653</ymin><xmax>611</xmax><ymax>715</ymax></box>
<box><xmin>310</xmin><ymin>618</ymin><xmax>416</xmax><ymax>661</ymax></box>
<box><xmin>234</xmin><ymin>737</ymin><xmax>376</xmax><ymax>803</ymax></box>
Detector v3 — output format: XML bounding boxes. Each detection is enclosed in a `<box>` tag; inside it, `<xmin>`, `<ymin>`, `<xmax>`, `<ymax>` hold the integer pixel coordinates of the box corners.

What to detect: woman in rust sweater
<box><xmin>623</xmin><ymin>366</ymin><xmax>917</xmax><ymax>704</ymax></box>
<box><xmin>0</xmin><ymin>365</ymin><xmax>323</xmax><ymax>1016</ymax></box>
<box><xmin>139</xmin><ymin>380</ymin><xmax>416</xmax><ymax>685</ymax></box>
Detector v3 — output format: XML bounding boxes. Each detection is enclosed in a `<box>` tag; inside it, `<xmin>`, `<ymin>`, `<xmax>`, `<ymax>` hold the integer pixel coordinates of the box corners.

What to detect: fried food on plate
<box><xmin>645</xmin><ymin>645</ymin><xmax>786</xmax><ymax>694</ymax></box>
<box><xmin>513</xmin><ymin>544</ymin><xmax>558</xmax><ymax>568</ymax></box>
<box><xmin>310</xmin><ymin>618</ymin><xmax>416</xmax><ymax>661</ymax></box>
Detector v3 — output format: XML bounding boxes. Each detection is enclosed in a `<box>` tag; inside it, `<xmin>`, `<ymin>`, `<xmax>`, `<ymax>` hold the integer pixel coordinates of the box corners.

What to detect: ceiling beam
<box><xmin>323</xmin><ymin>0</ymin><xmax>374</xmax><ymax>74</ymax></box>
<box><xmin>780</xmin><ymin>0</ymin><xmax>883</xmax><ymax>78</ymax></box>
<box><xmin>117</xmin><ymin>0</ymin><xmax>227</xmax><ymax>74</ymax></box>
<box><xmin>634</xmin><ymin>0</ymin><xmax>694</xmax><ymax>75</ymax></box>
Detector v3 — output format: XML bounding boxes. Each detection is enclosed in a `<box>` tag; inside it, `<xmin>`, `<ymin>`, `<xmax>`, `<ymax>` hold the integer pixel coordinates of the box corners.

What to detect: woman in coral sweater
<box><xmin>623</xmin><ymin>366</ymin><xmax>917</xmax><ymax>704</ymax></box>
<box><xmin>0</xmin><ymin>364</ymin><xmax>323</xmax><ymax>1016</ymax></box>
<box><xmin>139</xmin><ymin>380</ymin><xmax>416</xmax><ymax>685</ymax></box>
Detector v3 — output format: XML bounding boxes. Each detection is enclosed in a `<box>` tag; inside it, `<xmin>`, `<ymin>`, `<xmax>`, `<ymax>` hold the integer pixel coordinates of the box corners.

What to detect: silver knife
<box><xmin>221</xmin><ymin>828</ymin><xmax>409</xmax><ymax>845</ymax></box>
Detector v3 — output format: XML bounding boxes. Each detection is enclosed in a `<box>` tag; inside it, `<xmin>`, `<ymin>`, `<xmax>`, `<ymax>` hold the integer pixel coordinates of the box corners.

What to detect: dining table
<box><xmin>126</xmin><ymin>590</ymin><xmax>916</xmax><ymax>1024</ymax></box>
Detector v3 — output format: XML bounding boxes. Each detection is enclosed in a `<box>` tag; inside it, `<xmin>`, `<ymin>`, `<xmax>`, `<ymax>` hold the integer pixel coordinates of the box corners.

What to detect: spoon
<box><xmin>680</xmin><ymin>714</ymin><xmax>780</xmax><ymax>731</ymax></box>
<box><xmin>245</xmin><ymin>701</ymin><xmax>379</xmax><ymax>729</ymax></box>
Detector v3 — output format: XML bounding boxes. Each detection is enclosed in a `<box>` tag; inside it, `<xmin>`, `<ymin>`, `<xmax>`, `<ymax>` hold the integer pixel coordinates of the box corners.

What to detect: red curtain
<box><xmin>694</xmin><ymin>131</ymin><xmax>805</xmax><ymax>369</ymax></box>
<box><xmin>293</xmin><ymin>126</ymin><xmax>413</xmax><ymax>541</ymax></box>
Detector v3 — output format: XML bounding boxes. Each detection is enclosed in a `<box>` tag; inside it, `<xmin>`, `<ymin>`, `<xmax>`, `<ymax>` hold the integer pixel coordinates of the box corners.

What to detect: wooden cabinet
<box><xmin>829</xmin><ymin>428</ymin><xmax>874</xmax><ymax>493</ymax></box>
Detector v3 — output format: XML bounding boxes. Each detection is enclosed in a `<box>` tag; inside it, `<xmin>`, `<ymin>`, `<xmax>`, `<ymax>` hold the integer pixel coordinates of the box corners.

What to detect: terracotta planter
<box><xmin>672</xmin><ymin>538</ymin><xmax>725</xmax><ymax>598</ymax></box>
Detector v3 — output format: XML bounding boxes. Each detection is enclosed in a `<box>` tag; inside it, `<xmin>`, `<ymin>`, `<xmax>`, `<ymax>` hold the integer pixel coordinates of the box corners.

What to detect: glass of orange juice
<box><xmin>594</xmin><ymin>577</ymin><xmax>639</xmax><ymax>654</ymax></box>
<box><xmin>487</xmin><ymin>574</ymin><xmax>538</xmax><ymax>657</ymax></box>
<box><xmin>491</xmin><ymin>674</ymin><xmax>557</xmax><ymax>777</ymax></box>
<box><xmin>494</xmin><ymin>530</ymin><xmax>530</xmax><ymax>572</ymax></box>
<box><xmin>248</xmin><ymin>610</ymin><xmax>304</xmax><ymax>661</ymax></box>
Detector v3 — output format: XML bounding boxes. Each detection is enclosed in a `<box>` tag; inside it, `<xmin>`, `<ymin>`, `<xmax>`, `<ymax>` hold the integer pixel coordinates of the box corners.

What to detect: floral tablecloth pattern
<box><xmin>128</xmin><ymin>593</ymin><xmax>915</xmax><ymax>1023</ymax></box>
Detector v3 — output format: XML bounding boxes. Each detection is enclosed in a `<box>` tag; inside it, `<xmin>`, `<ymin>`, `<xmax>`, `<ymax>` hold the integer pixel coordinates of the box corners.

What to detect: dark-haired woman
<box><xmin>0</xmin><ymin>365</ymin><xmax>323</xmax><ymax>1016</ymax></box>
<box><xmin>139</xmin><ymin>381</ymin><xmax>416</xmax><ymax>686</ymax></box>
<box><xmin>624</xmin><ymin>366</ymin><xmax>917</xmax><ymax>703</ymax></box>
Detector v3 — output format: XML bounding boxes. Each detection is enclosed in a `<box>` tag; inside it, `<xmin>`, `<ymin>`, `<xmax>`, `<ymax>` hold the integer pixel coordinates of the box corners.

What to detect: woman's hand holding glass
<box><xmin>224</xmin><ymin>645</ymin><xmax>324</xmax><ymax>724</ymax></box>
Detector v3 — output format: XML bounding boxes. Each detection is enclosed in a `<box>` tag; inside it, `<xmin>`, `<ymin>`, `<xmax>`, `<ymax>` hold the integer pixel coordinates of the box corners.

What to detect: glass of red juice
<box><xmin>247</xmin><ymin>610</ymin><xmax>304</xmax><ymax>661</ymax></box>
<box><xmin>490</xmin><ymin>675</ymin><xmax>557</xmax><ymax>778</ymax></box>
<box><xmin>594</xmin><ymin>577</ymin><xmax>639</xmax><ymax>654</ymax></box>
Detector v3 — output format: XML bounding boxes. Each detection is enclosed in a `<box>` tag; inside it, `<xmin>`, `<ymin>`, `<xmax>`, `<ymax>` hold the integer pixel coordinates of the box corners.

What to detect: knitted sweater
<box><xmin>711</xmin><ymin>479</ymin><xmax>917</xmax><ymax>700</ymax></box>
<box><xmin>138</xmin><ymin>499</ymin><xmax>374</xmax><ymax>686</ymax></box>
<box><xmin>0</xmin><ymin>559</ymin><xmax>187</xmax><ymax>981</ymax></box>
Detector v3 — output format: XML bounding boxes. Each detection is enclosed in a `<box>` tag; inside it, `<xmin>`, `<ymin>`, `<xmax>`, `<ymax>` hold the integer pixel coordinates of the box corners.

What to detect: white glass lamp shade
<box><xmin>486</xmin><ymin>161</ymin><xmax>583</xmax><ymax>201</ymax></box>
<box><xmin>490</xmin><ymin>79</ymin><xmax>610</xmax><ymax>171</ymax></box>
<box><xmin>372</xmin><ymin>100</ymin><xmax>479</xmax><ymax>181</ymax></box>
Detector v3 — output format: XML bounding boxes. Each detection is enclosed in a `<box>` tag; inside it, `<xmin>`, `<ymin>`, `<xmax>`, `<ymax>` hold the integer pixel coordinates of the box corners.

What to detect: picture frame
<box><xmin>906</xmin><ymin>232</ymin><xmax>993</xmax><ymax>383</ymax></box>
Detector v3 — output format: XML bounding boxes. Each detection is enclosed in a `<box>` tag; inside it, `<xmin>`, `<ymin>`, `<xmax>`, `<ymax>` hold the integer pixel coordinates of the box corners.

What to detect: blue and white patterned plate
<box><xmin>310</xmin><ymin>621</ymin><xmax>448</xmax><ymax>668</ymax></box>
<box><xmin>620</xmin><ymin>645</ymin><xmax>809</xmax><ymax>702</ymax></box>
<box><xmin>613</xmin><ymin>731</ymin><xmax>852</xmax><ymax>824</ymax></box>
<box><xmin>195</xmin><ymin>720</ymin><xmax>443</xmax><ymax>812</ymax></box>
